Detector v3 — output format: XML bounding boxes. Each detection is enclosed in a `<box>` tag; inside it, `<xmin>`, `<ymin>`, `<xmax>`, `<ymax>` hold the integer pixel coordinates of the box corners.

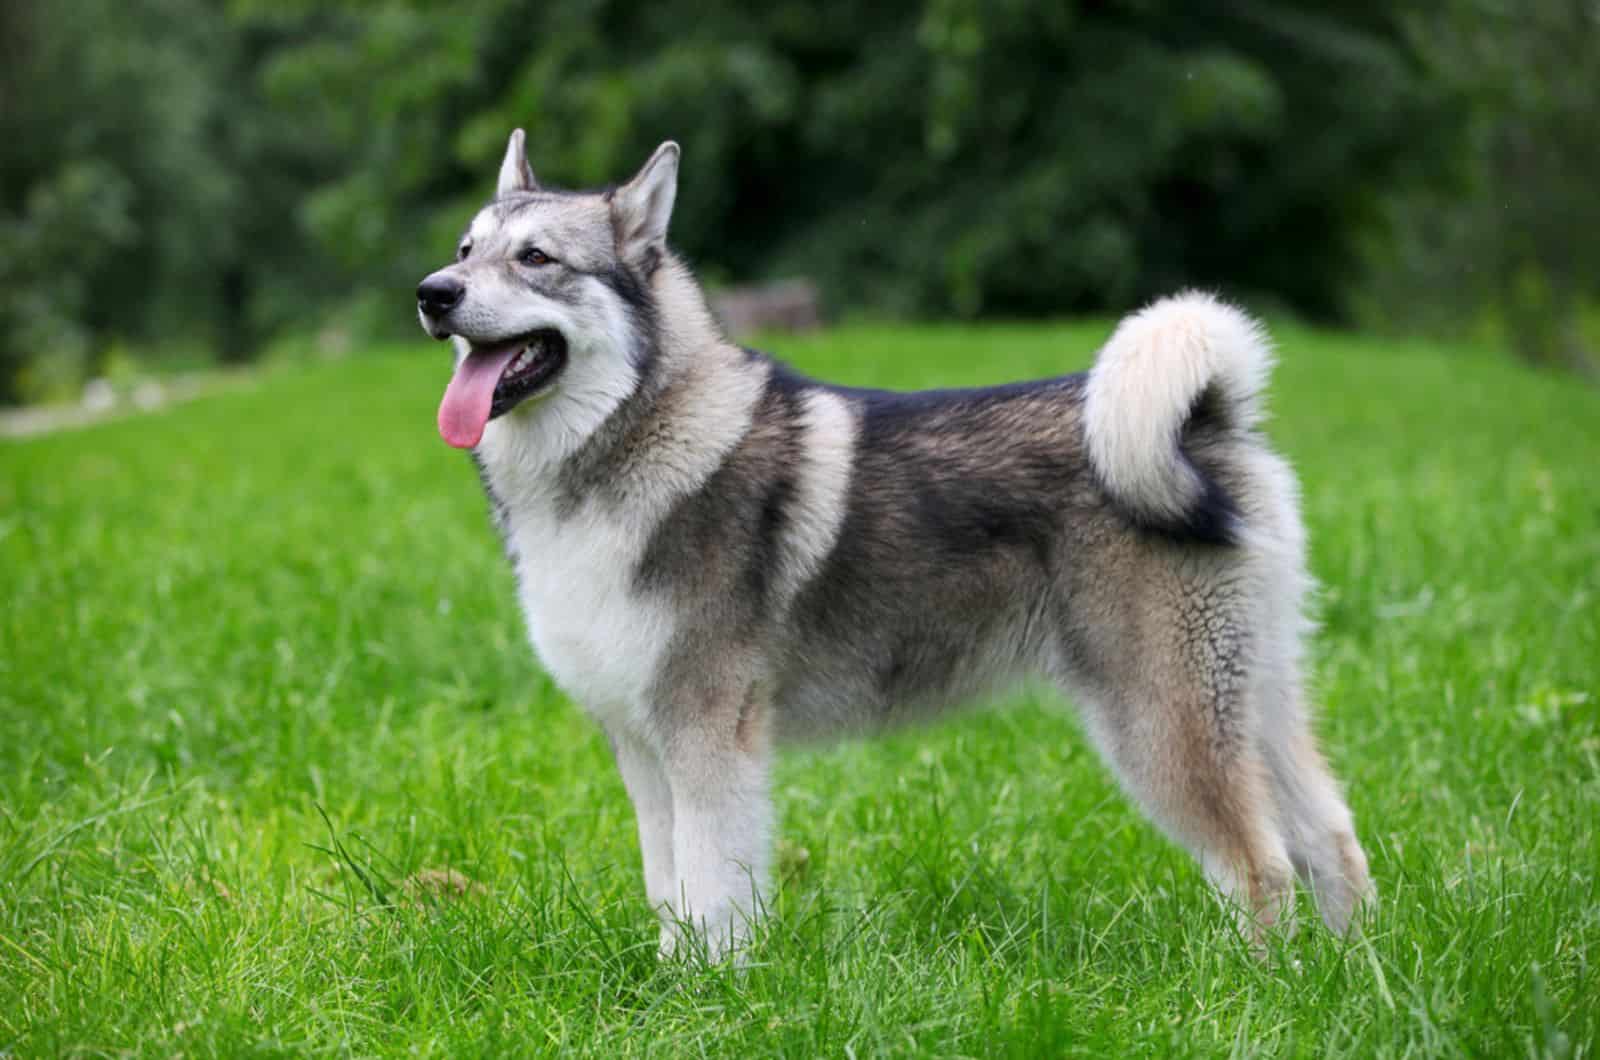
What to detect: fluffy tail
<box><xmin>1084</xmin><ymin>292</ymin><xmax>1273</xmax><ymax>543</ymax></box>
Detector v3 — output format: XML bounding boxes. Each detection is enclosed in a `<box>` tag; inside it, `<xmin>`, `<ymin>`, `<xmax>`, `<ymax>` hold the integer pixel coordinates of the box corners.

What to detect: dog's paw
<box><xmin>656</xmin><ymin>915</ymin><xmax>752</xmax><ymax>965</ymax></box>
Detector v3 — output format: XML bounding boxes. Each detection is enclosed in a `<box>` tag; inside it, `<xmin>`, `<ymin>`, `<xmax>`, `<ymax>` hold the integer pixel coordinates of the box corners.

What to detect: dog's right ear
<box><xmin>610</xmin><ymin>141</ymin><xmax>680</xmax><ymax>273</ymax></box>
<box><xmin>497</xmin><ymin>128</ymin><xmax>539</xmax><ymax>196</ymax></box>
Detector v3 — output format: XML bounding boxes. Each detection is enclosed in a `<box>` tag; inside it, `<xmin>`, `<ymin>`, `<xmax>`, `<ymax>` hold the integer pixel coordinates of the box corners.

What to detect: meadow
<box><xmin>2</xmin><ymin>322</ymin><xmax>1597</xmax><ymax>1057</ymax></box>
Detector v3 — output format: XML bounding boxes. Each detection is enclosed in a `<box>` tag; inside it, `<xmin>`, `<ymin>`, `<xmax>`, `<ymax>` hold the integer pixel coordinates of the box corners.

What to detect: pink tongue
<box><xmin>437</xmin><ymin>344</ymin><xmax>523</xmax><ymax>449</ymax></box>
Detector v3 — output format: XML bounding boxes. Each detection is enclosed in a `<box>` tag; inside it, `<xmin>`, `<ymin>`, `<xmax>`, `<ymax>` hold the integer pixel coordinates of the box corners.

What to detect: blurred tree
<box><xmin>16</xmin><ymin>0</ymin><xmax>1589</xmax><ymax>401</ymax></box>
<box><xmin>1</xmin><ymin>0</ymin><xmax>170</xmax><ymax>400</ymax></box>
<box><xmin>259</xmin><ymin>1</ymin><xmax>1441</xmax><ymax>321</ymax></box>
<box><xmin>0</xmin><ymin>0</ymin><xmax>340</xmax><ymax>400</ymax></box>
<box><xmin>1364</xmin><ymin>0</ymin><xmax>1599</xmax><ymax>373</ymax></box>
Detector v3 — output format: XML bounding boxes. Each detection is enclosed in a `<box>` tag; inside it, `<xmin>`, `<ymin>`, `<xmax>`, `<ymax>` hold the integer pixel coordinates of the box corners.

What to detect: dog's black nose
<box><xmin>417</xmin><ymin>275</ymin><xmax>464</xmax><ymax>317</ymax></box>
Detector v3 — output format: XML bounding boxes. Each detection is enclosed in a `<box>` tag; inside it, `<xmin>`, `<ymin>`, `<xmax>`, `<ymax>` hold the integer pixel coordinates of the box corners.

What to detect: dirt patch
<box><xmin>400</xmin><ymin>868</ymin><xmax>488</xmax><ymax>905</ymax></box>
<box><xmin>0</xmin><ymin>375</ymin><xmax>247</xmax><ymax>439</ymax></box>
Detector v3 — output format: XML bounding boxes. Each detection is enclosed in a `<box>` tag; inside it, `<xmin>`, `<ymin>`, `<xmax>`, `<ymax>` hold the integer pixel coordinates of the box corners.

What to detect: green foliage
<box><xmin>2</xmin><ymin>2</ymin><xmax>1456</xmax><ymax>402</ymax></box>
<box><xmin>261</xmin><ymin>1</ymin><xmax>1440</xmax><ymax>321</ymax></box>
<box><xmin>1358</xmin><ymin>0</ymin><xmax>1600</xmax><ymax>372</ymax></box>
<box><xmin>0</xmin><ymin>1</ymin><xmax>342</xmax><ymax>401</ymax></box>
<box><xmin>5</xmin><ymin>1</ymin><xmax>1597</xmax><ymax>399</ymax></box>
<box><xmin>2</xmin><ymin>325</ymin><xmax>1598</xmax><ymax>1053</ymax></box>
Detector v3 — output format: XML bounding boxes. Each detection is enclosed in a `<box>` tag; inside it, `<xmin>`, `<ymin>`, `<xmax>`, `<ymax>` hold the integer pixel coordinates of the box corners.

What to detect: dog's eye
<box><xmin>520</xmin><ymin>247</ymin><xmax>553</xmax><ymax>267</ymax></box>
<box><xmin>457</xmin><ymin>243</ymin><xmax>471</xmax><ymax>262</ymax></box>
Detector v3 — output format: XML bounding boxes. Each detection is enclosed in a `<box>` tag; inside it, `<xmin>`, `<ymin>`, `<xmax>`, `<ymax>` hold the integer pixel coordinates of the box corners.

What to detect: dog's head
<box><xmin>418</xmin><ymin>131</ymin><xmax>679</xmax><ymax>449</ymax></box>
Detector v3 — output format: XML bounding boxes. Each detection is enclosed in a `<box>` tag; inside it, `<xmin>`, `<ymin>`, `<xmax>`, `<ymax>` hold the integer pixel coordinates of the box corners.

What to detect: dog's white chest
<box><xmin>504</xmin><ymin>501</ymin><xmax>672</xmax><ymax>723</ymax></box>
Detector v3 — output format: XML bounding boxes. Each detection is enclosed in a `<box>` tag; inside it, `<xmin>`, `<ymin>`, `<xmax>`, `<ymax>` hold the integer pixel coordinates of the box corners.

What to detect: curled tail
<box><xmin>1084</xmin><ymin>292</ymin><xmax>1273</xmax><ymax>544</ymax></box>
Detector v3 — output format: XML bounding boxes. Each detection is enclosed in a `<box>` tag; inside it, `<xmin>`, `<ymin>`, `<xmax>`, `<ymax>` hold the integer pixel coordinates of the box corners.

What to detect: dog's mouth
<box><xmin>437</xmin><ymin>329</ymin><xmax>568</xmax><ymax>449</ymax></box>
<box><xmin>489</xmin><ymin>330</ymin><xmax>568</xmax><ymax>418</ymax></box>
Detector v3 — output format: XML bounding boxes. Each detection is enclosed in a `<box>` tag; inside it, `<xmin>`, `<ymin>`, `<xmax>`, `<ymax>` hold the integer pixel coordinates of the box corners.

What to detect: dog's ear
<box><xmin>497</xmin><ymin>128</ymin><xmax>538</xmax><ymax>196</ymax></box>
<box><xmin>610</xmin><ymin>141</ymin><xmax>679</xmax><ymax>272</ymax></box>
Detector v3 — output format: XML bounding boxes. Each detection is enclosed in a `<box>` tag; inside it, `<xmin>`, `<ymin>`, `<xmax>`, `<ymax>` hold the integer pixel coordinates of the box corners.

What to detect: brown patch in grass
<box><xmin>401</xmin><ymin>868</ymin><xmax>487</xmax><ymax>905</ymax></box>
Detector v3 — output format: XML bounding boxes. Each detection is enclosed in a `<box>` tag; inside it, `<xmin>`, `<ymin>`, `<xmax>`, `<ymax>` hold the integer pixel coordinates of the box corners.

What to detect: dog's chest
<box><xmin>502</xmin><ymin>499</ymin><xmax>673</xmax><ymax>722</ymax></box>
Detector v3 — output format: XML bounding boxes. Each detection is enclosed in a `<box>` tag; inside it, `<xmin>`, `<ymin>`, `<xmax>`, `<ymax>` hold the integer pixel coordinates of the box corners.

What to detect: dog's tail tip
<box><xmin>1084</xmin><ymin>291</ymin><xmax>1274</xmax><ymax>542</ymax></box>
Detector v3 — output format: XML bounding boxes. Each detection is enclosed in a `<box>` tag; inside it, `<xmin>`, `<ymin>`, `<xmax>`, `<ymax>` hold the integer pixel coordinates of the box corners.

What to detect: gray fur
<box><xmin>415</xmin><ymin>134</ymin><xmax>1374</xmax><ymax>961</ymax></box>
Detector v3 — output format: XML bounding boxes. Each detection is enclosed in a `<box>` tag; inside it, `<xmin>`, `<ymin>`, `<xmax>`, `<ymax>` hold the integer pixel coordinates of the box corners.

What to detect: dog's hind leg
<box><xmin>1079</xmin><ymin>683</ymin><xmax>1297</xmax><ymax>948</ymax></box>
<box><xmin>1235</xmin><ymin>446</ymin><xmax>1375</xmax><ymax>934</ymax></box>
<box><xmin>1059</xmin><ymin>561</ymin><xmax>1296</xmax><ymax>948</ymax></box>
<box><xmin>1258</xmin><ymin>699</ymin><xmax>1374</xmax><ymax>934</ymax></box>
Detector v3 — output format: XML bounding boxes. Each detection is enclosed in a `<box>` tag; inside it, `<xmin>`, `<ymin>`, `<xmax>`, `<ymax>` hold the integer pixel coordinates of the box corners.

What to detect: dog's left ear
<box><xmin>611</xmin><ymin>141</ymin><xmax>679</xmax><ymax>271</ymax></box>
<box><xmin>497</xmin><ymin>128</ymin><xmax>539</xmax><ymax>196</ymax></box>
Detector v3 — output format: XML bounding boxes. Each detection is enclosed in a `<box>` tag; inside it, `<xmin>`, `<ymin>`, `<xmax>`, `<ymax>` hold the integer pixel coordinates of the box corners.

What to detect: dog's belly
<box><xmin>506</xmin><ymin>505</ymin><xmax>673</xmax><ymax>727</ymax></box>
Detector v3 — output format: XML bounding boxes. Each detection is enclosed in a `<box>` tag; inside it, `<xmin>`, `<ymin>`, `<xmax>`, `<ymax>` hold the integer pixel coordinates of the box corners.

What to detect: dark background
<box><xmin>2</xmin><ymin>0</ymin><xmax>1596</xmax><ymax>404</ymax></box>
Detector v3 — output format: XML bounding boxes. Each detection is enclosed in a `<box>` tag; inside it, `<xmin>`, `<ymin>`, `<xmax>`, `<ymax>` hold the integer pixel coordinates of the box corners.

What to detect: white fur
<box><xmin>473</xmin><ymin>270</ymin><xmax>769</xmax><ymax>728</ymax></box>
<box><xmin>774</xmin><ymin>388</ymin><xmax>857</xmax><ymax>605</ymax></box>
<box><xmin>614</xmin><ymin>720</ymin><xmax>773</xmax><ymax>962</ymax></box>
<box><xmin>497</xmin><ymin>128</ymin><xmax>534</xmax><ymax>196</ymax></box>
<box><xmin>1084</xmin><ymin>291</ymin><xmax>1272</xmax><ymax>525</ymax></box>
<box><xmin>611</xmin><ymin>729</ymin><xmax>676</xmax><ymax>921</ymax></box>
<box><xmin>663</xmin><ymin>747</ymin><xmax>772</xmax><ymax>960</ymax></box>
<box><xmin>467</xmin><ymin>293</ymin><xmax>667</xmax><ymax>726</ymax></box>
<box><xmin>500</xmin><ymin>487</ymin><xmax>678</xmax><ymax>726</ymax></box>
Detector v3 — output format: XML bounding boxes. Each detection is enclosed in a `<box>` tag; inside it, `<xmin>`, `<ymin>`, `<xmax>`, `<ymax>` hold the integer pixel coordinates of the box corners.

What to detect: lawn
<box><xmin>2</xmin><ymin>321</ymin><xmax>1597</xmax><ymax>1057</ymax></box>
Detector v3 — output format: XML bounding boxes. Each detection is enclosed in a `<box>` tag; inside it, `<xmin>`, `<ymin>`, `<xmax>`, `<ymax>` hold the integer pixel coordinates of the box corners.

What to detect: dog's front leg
<box><xmin>609</xmin><ymin>727</ymin><xmax>677</xmax><ymax>944</ymax></box>
<box><xmin>658</xmin><ymin>685</ymin><xmax>773</xmax><ymax>962</ymax></box>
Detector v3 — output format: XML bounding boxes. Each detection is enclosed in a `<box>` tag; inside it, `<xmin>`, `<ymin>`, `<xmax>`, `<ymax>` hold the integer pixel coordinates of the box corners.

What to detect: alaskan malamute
<box><xmin>415</xmin><ymin>130</ymin><xmax>1373</xmax><ymax>960</ymax></box>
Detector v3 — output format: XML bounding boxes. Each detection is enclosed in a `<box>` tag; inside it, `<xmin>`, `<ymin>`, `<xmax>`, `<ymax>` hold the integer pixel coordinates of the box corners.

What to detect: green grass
<box><xmin>2</xmin><ymin>322</ymin><xmax>1597</xmax><ymax>1057</ymax></box>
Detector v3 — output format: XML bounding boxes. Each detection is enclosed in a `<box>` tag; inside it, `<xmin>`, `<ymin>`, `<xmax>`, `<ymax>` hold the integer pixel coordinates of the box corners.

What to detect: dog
<box><xmin>415</xmin><ymin>130</ymin><xmax>1374</xmax><ymax>960</ymax></box>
